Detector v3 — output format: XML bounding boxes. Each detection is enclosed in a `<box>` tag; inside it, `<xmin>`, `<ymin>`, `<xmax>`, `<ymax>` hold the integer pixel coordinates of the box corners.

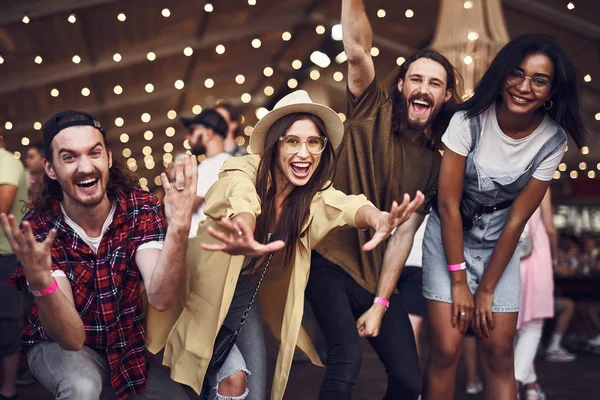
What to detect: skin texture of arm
<box><xmin>342</xmin><ymin>0</ymin><xmax>376</xmax><ymax>96</ymax></box>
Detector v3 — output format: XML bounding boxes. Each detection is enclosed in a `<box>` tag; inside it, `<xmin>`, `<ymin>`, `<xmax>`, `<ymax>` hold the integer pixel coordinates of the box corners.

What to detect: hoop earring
<box><xmin>544</xmin><ymin>100</ymin><xmax>553</xmax><ymax>110</ymax></box>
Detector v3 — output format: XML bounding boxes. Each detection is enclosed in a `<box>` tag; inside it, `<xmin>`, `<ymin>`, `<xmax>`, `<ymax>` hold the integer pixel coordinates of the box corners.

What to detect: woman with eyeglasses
<box><xmin>146</xmin><ymin>90</ymin><xmax>423</xmax><ymax>400</ymax></box>
<box><xmin>421</xmin><ymin>34</ymin><xmax>586</xmax><ymax>399</ymax></box>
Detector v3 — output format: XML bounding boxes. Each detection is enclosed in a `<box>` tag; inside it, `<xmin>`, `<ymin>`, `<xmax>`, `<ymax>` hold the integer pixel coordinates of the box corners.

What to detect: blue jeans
<box><xmin>27</xmin><ymin>341</ymin><xmax>190</xmax><ymax>400</ymax></box>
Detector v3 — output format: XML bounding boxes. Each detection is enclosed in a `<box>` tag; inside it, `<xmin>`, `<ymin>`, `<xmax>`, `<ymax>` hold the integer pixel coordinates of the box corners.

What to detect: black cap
<box><xmin>180</xmin><ymin>108</ymin><xmax>228</xmax><ymax>138</ymax></box>
<box><xmin>42</xmin><ymin>110</ymin><xmax>105</xmax><ymax>153</ymax></box>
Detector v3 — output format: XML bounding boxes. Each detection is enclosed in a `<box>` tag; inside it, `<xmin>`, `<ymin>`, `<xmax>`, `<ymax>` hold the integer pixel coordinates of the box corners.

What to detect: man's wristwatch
<box><xmin>30</xmin><ymin>278</ymin><xmax>59</xmax><ymax>297</ymax></box>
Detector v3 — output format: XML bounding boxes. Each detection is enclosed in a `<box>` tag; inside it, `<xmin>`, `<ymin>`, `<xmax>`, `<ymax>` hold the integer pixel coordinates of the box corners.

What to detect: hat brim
<box><xmin>249</xmin><ymin>103</ymin><xmax>344</xmax><ymax>155</ymax></box>
<box><xmin>180</xmin><ymin>117</ymin><xmax>194</xmax><ymax>129</ymax></box>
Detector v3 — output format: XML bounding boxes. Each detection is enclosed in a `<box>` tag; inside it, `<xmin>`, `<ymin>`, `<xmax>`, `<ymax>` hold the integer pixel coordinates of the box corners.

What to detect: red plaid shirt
<box><xmin>10</xmin><ymin>189</ymin><xmax>165</xmax><ymax>400</ymax></box>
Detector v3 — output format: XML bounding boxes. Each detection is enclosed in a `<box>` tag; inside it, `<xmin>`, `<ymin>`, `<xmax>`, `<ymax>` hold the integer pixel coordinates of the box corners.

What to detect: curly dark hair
<box><xmin>30</xmin><ymin>113</ymin><xmax>139</xmax><ymax>214</ymax></box>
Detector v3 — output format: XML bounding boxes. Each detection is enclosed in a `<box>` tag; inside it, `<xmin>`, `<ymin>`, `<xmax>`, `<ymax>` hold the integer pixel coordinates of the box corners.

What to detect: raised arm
<box><xmin>342</xmin><ymin>0</ymin><xmax>375</xmax><ymax>96</ymax></box>
<box><xmin>0</xmin><ymin>215</ymin><xmax>85</xmax><ymax>351</ymax></box>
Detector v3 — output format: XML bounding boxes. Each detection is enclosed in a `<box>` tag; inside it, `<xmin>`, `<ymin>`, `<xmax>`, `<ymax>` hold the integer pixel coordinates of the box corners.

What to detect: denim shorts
<box><xmin>422</xmin><ymin>210</ymin><xmax>520</xmax><ymax>313</ymax></box>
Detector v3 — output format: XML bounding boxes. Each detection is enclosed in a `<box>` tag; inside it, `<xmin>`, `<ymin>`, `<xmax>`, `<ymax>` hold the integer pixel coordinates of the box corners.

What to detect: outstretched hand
<box><xmin>201</xmin><ymin>217</ymin><xmax>285</xmax><ymax>257</ymax></box>
<box><xmin>362</xmin><ymin>191</ymin><xmax>425</xmax><ymax>251</ymax></box>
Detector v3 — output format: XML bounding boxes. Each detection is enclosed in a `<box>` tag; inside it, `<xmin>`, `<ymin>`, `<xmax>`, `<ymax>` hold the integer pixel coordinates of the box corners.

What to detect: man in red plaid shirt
<box><xmin>1</xmin><ymin>110</ymin><xmax>197</xmax><ymax>400</ymax></box>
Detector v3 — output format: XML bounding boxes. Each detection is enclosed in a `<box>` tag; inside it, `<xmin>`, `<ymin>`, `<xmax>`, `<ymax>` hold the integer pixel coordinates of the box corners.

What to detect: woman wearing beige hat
<box><xmin>145</xmin><ymin>90</ymin><xmax>424</xmax><ymax>400</ymax></box>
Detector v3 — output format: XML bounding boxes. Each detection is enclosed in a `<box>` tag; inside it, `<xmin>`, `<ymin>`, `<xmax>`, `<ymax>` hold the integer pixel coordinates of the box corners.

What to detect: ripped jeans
<box><xmin>207</xmin><ymin>273</ymin><xmax>266</xmax><ymax>400</ymax></box>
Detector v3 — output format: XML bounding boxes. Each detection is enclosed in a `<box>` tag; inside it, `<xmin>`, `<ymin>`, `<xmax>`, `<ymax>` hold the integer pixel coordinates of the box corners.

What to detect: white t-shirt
<box><xmin>405</xmin><ymin>215</ymin><xmax>429</xmax><ymax>268</ymax></box>
<box><xmin>190</xmin><ymin>152</ymin><xmax>232</xmax><ymax>237</ymax></box>
<box><xmin>442</xmin><ymin>106</ymin><xmax>566</xmax><ymax>181</ymax></box>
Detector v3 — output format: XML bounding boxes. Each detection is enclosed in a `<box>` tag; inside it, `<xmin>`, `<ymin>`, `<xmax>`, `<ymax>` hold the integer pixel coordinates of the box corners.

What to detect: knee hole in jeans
<box><xmin>217</xmin><ymin>370</ymin><xmax>247</xmax><ymax>397</ymax></box>
<box><xmin>62</xmin><ymin>375</ymin><xmax>103</xmax><ymax>399</ymax></box>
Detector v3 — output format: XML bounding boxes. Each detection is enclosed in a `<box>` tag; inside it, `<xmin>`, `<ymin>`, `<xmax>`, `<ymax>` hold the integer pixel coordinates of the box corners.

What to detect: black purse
<box><xmin>431</xmin><ymin>192</ymin><xmax>483</xmax><ymax>231</ymax></box>
<box><xmin>204</xmin><ymin>253</ymin><xmax>273</xmax><ymax>383</ymax></box>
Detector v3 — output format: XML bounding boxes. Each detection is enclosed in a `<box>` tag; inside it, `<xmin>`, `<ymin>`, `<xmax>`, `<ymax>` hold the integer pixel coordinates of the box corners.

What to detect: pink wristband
<box><xmin>373</xmin><ymin>297</ymin><xmax>390</xmax><ymax>308</ymax></box>
<box><xmin>448</xmin><ymin>262</ymin><xmax>467</xmax><ymax>272</ymax></box>
<box><xmin>30</xmin><ymin>279</ymin><xmax>58</xmax><ymax>297</ymax></box>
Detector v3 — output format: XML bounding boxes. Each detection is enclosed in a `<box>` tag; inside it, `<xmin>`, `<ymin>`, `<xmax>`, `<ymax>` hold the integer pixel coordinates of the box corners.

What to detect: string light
<box><xmin>139</xmin><ymin>178</ymin><xmax>148</xmax><ymax>187</ymax></box>
<box><xmin>184</xmin><ymin>47</ymin><xmax>193</xmax><ymax>56</ymax></box>
<box><xmin>288</xmin><ymin>78</ymin><xmax>298</xmax><ymax>89</ymax></box>
<box><xmin>163</xmin><ymin>153</ymin><xmax>173</xmax><ymax>162</ymax></box>
<box><xmin>335</xmin><ymin>51</ymin><xmax>347</xmax><ymax>64</ymax></box>
<box><xmin>315</xmin><ymin>25</ymin><xmax>326</xmax><ymax>35</ymax></box>
<box><xmin>141</xmin><ymin>113</ymin><xmax>151</xmax><ymax>123</ymax></box>
<box><xmin>581</xmin><ymin>146</ymin><xmax>590</xmax><ymax>155</ymax></box>
<box><xmin>164</xmin><ymin>143</ymin><xmax>174</xmax><ymax>153</ymax></box>
<box><xmin>282</xmin><ymin>32</ymin><xmax>292</xmax><ymax>41</ymax></box>
<box><xmin>113</xmin><ymin>53</ymin><xmax>122</xmax><ymax>62</ymax></box>
<box><xmin>251</xmin><ymin>39</ymin><xmax>262</xmax><ymax>48</ymax></box>
<box><xmin>114</xmin><ymin>85</ymin><xmax>123</xmax><ymax>95</ymax></box>
<box><xmin>595</xmin><ymin>113</ymin><xmax>600</xmax><ymax>121</ymax></box>
<box><xmin>215</xmin><ymin>44</ymin><xmax>226</xmax><ymax>54</ymax></box>
<box><xmin>310</xmin><ymin>51</ymin><xmax>331</xmax><ymax>68</ymax></box>
<box><xmin>33</xmin><ymin>122</ymin><xmax>42</xmax><ymax>130</ymax></box>
<box><xmin>154</xmin><ymin>176</ymin><xmax>162</xmax><ymax>186</ymax></box>
<box><xmin>292</xmin><ymin>60</ymin><xmax>302</xmax><ymax>70</ymax></box>
<box><xmin>558</xmin><ymin>163</ymin><xmax>567</xmax><ymax>172</ymax></box>
<box><xmin>162</xmin><ymin>8</ymin><xmax>171</xmax><ymax>17</ymax></box>
<box><xmin>256</xmin><ymin>107</ymin><xmax>268</xmax><ymax>120</ymax></box>
<box><xmin>183</xmin><ymin>139</ymin><xmax>191</xmax><ymax>149</ymax></box>
<box><xmin>570</xmin><ymin>170</ymin><xmax>578</xmax><ymax>179</ymax></box>
<box><xmin>241</xmin><ymin>93</ymin><xmax>252</xmax><ymax>103</ymax></box>
<box><xmin>21</xmin><ymin>137</ymin><xmax>30</xmax><ymax>146</ymax></box>
<box><xmin>263</xmin><ymin>67</ymin><xmax>273</xmax><ymax>77</ymax></box>
<box><xmin>68</xmin><ymin>13</ymin><xmax>77</xmax><ymax>23</ymax></box>
<box><xmin>567</xmin><ymin>2</ymin><xmax>575</xmax><ymax>10</ymax></box>
<box><xmin>115</xmin><ymin>117</ymin><xmax>124</xmax><ymax>127</ymax></box>
<box><xmin>120</xmin><ymin>133</ymin><xmax>129</xmax><ymax>143</ymax></box>
<box><xmin>144</xmin><ymin>131</ymin><xmax>154</xmax><ymax>140</ymax></box>
<box><xmin>378</xmin><ymin>9</ymin><xmax>386</xmax><ymax>18</ymax></box>
<box><xmin>174</xmin><ymin>80</ymin><xmax>185</xmax><ymax>89</ymax></box>
<box><xmin>167</xmin><ymin>110</ymin><xmax>177</xmax><ymax>120</ymax></box>
<box><xmin>122</xmin><ymin>148</ymin><xmax>131</xmax><ymax>157</ymax></box>
<box><xmin>338</xmin><ymin>113</ymin><xmax>346</xmax><ymax>122</ymax></box>
<box><xmin>0</xmin><ymin>56</ymin><xmax>4</xmax><ymax>64</ymax></box>
<box><xmin>371</xmin><ymin>47</ymin><xmax>380</xmax><ymax>57</ymax></box>
<box><xmin>147</xmin><ymin>52</ymin><xmax>156</xmax><ymax>61</ymax></box>
<box><xmin>333</xmin><ymin>72</ymin><xmax>344</xmax><ymax>82</ymax></box>
<box><xmin>264</xmin><ymin>86</ymin><xmax>274</xmax><ymax>96</ymax></box>
<box><xmin>204</xmin><ymin>3</ymin><xmax>213</xmax><ymax>12</ymax></box>
<box><xmin>588</xmin><ymin>171</ymin><xmax>596</xmax><ymax>179</ymax></box>
<box><xmin>34</xmin><ymin>56</ymin><xmax>43</xmax><ymax>64</ymax></box>
<box><xmin>72</xmin><ymin>55</ymin><xmax>81</xmax><ymax>64</ymax></box>
<box><xmin>310</xmin><ymin>70</ymin><xmax>320</xmax><ymax>80</ymax></box>
<box><xmin>166</xmin><ymin>127</ymin><xmax>176</xmax><ymax>137</ymax></box>
<box><xmin>579</xmin><ymin>162</ymin><xmax>587</xmax><ymax>170</ymax></box>
<box><xmin>145</xmin><ymin>83</ymin><xmax>154</xmax><ymax>93</ymax></box>
<box><xmin>235</xmin><ymin>74</ymin><xmax>246</xmax><ymax>84</ymax></box>
<box><xmin>204</xmin><ymin>78</ymin><xmax>214</xmax><ymax>88</ymax></box>
<box><xmin>117</xmin><ymin>12</ymin><xmax>126</xmax><ymax>22</ymax></box>
<box><xmin>405</xmin><ymin>9</ymin><xmax>414</xmax><ymax>18</ymax></box>
<box><xmin>22</xmin><ymin>14</ymin><xmax>30</xmax><ymax>24</ymax></box>
<box><xmin>192</xmin><ymin>105</ymin><xmax>202</xmax><ymax>114</ymax></box>
<box><xmin>81</xmin><ymin>87</ymin><xmax>90</xmax><ymax>96</ymax></box>
<box><xmin>397</xmin><ymin>57</ymin><xmax>406</xmax><ymax>66</ymax></box>
<box><xmin>584</xmin><ymin>74</ymin><xmax>592</xmax><ymax>82</ymax></box>
<box><xmin>553</xmin><ymin>171</ymin><xmax>561</xmax><ymax>180</ymax></box>
<box><xmin>4</xmin><ymin>122</ymin><xmax>12</xmax><ymax>130</ymax></box>
<box><xmin>468</xmin><ymin>32</ymin><xmax>479</xmax><ymax>41</ymax></box>
<box><xmin>13</xmin><ymin>152</ymin><xmax>21</xmax><ymax>159</ymax></box>
<box><xmin>331</xmin><ymin>24</ymin><xmax>342</xmax><ymax>41</ymax></box>
<box><xmin>464</xmin><ymin>55</ymin><xmax>473</xmax><ymax>65</ymax></box>
<box><xmin>248</xmin><ymin>0</ymin><xmax>257</xmax><ymax>4</ymax></box>
<box><xmin>463</xmin><ymin>1</ymin><xmax>474</xmax><ymax>9</ymax></box>
<box><xmin>50</xmin><ymin>88</ymin><xmax>59</xmax><ymax>97</ymax></box>
<box><xmin>244</xmin><ymin>126</ymin><xmax>253</xmax><ymax>136</ymax></box>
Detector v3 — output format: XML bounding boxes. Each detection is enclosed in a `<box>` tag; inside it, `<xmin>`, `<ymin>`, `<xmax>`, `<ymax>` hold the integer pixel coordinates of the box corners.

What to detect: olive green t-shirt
<box><xmin>315</xmin><ymin>78</ymin><xmax>441</xmax><ymax>294</ymax></box>
<box><xmin>0</xmin><ymin>148</ymin><xmax>28</xmax><ymax>255</ymax></box>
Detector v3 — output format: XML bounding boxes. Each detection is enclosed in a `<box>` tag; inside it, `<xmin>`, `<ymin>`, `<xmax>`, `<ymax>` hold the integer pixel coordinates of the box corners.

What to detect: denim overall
<box><xmin>422</xmin><ymin>110</ymin><xmax>567</xmax><ymax>312</ymax></box>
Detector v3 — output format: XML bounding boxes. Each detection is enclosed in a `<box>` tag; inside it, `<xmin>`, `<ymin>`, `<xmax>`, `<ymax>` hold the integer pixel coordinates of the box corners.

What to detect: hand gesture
<box><xmin>161</xmin><ymin>155</ymin><xmax>198</xmax><ymax>233</ymax></box>
<box><xmin>356</xmin><ymin>304</ymin><xmax>386</xmax><ymax>338</ymax></box>
<box><xmin>362</xmin><ymin>191</ymin><xmax>425</xmax><ymax>251</ymax></box>
<box><xmin>201</xmin><ymin>217</ymin><xmax>285</xmax><ymax>257</ymax></box>
<box><xmin>451</xmin><ymin>282</ymin><xmax>474</xmax><ymax>334</ymax></box>
<box><xmin>0</xmin><ymin>214</ymin><xmax>56</xmax><ymax>291</ymax></box>
<box><xmin>472</xmin><ymin>288</ymin><xmax>495</xmax><ymax>339</ymax></box>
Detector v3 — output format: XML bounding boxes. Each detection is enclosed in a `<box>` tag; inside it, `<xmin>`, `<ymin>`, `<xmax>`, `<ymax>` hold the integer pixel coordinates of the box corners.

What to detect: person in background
<box><xmin>422</xmin><ymin>34</ymin><xmax>586</xmax><ymax>399</ymax></box>
<box><xmin>514</xmin><ymin>189</ymin><xmax>557</xmax><ymax>400</ymax></box>
<box><xmin>180</xmin><ymin>109</ymin><xmax>232</xmax><ymax>237</ymax></box>
<box><xmin>0</xmin><ymin>135</ymin><xmax>29</xmax><ymax>400</ymax></box>
<box><xmin>215</xmin><ymin>101</ymin><xmax>248</xmax><ymax>157</ymax></box>
<box><xmin>3</xmin><ymin>110</ymin><xmax>197</xmax><ymax>400</ymax></box>
<box><xmin>24</xmin><ymin>144</ymin><xmax>45</xmax><ymax>196</ymax></box>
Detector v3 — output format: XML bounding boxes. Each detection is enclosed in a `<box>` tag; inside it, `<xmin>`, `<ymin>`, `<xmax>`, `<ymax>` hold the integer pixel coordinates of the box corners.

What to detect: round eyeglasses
<box><xmin>278</xmin><ymin>135</ymin><xmax>328</xmax><ymax>155</ymax></box>
<box><xmin>506</xmin><ymin>69</ymin><xmax>551</xmax><ymax>95</ymax></box>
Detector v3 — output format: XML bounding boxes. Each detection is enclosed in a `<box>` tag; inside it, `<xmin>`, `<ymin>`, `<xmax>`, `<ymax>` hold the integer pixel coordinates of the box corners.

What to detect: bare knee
<box><xmin>217</xmin><ymin>370</ymin><xmax>247</xmax><ymax>398</ymax></box>
<box><xmin>480</xmin><ymin>341</ymin><xmax>514</xmax><ymax>373</ymax></box>
<box><xmin>430</xmin><ymin>340</ymin><xmax>462</xmax><ymax>369</ymax></box>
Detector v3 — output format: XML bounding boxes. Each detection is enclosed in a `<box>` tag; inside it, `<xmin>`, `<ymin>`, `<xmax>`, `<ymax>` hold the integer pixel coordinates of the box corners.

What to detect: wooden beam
<box><xmin>502</xmin><ymin>0</ymin><xmax>600</xmax><ymax>41</ymax></box>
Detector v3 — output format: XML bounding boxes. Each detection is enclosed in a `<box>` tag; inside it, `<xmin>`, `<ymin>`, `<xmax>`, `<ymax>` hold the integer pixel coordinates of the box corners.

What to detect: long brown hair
<box><xmin>30</xmin><ymin>138</ymin><xmax>139</xmax><ymax>215</ymax></box>
<box><xmin>389</xmin><ymin>49</ymin><xmax>463</xmax><ymax>150</ymax></box>
<box><xmin>253</xmin><ymin>113</ymin><xmax>336</xmax><ymax>268</ymax></box>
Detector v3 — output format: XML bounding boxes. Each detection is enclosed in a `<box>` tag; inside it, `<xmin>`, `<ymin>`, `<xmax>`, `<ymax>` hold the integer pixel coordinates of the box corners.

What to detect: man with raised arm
<box><xmin>307</xmin><ymin>1</ymin><xmax>462</xmax><ymax>398</ymax></box>
<box><xmin>1</xmin><ymin>110</ymin><xmax>197</xmax><ymax>400</ymax></box>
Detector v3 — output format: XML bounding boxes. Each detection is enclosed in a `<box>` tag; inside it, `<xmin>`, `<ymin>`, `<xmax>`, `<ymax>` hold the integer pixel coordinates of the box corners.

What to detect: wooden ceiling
<box><xmin>0</xmin><ymin>0</ymin><xmax>598</xmax><ymax>187</ymax></box>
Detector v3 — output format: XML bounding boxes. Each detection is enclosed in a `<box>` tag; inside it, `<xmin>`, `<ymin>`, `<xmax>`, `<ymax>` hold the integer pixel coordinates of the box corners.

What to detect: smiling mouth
<box><xmin>75</xmin><ymin>177</ymin><xmax>99</xmax><ymax>189</ymax></box>
<box><xmin>290</xmin><ymin>162</ymin><xmax>311</xmax><ymax>178</ymax></box>
<box><xmin>411</xmin><ymin>99</ymin><xmax>432</xmax><ymax>116</ymax></box>
<box><xmin>510</xmin><ymin>93</ymin><xmax>534</xmax><ymax>104</ymax></box>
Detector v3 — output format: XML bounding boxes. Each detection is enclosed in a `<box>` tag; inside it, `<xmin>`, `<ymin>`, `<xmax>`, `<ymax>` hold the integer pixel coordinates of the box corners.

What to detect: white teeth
<box><xmin>292</xmin><ymin>162</ymin><xmax>309</xmax><ymax>168</ymax></box>
<box><xmin>511</xmin><ymin>95</ymin><xmax>529</xmax><ymax>103</ymax></box>
<box><xmin>77</xmin><ymin>178</ymin><xmax>96</xmax><ymax>185</ymax></box>
<box><xmin>413</xmin><ymin>99</ymin><xmax>429</xmax><ymax>106</ymax></box>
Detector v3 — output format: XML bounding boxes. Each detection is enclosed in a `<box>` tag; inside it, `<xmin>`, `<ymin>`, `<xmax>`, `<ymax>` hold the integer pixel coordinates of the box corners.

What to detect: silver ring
<box><xmin>237</xmin><ymin>230</ymin><xmax>243</xmax><ymax>236</ymax></box>
<box><xmin>460</xmin><ymin>312</ymin><xmax>466</xmax><ymax>316</ymax></box>
<box><xmin>175</xmin><ymin>186</ymin><xmax>185</xmax><ymax>191</ymax></box>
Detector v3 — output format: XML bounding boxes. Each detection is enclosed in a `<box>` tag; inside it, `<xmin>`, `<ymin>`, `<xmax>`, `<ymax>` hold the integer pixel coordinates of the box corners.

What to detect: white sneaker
<box><xmin>466</xmin><ymin>381</ymin><xmax>484</xmax><ymax>395</ymax></box>
<box><xmin>587</xmin><ymin>335</ymin><xmax>600</xmax><ymax>347</ymax></box>
<box><xmin>545</xmin><ymin>347</ymin><xmax>576</xmax><ymax>362</ymax></box>
<box><xmin>526</xmin><ymin>387</ymin><xmax>546</xmax><ymax>400</ymax></box>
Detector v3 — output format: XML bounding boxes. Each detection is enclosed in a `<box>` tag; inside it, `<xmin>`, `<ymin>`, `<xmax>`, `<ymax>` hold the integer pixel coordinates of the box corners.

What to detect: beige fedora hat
<box><xmin>249</xmin><ymin>90</ymin><xmax>343</xmax><ymax>155</ymax></box>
